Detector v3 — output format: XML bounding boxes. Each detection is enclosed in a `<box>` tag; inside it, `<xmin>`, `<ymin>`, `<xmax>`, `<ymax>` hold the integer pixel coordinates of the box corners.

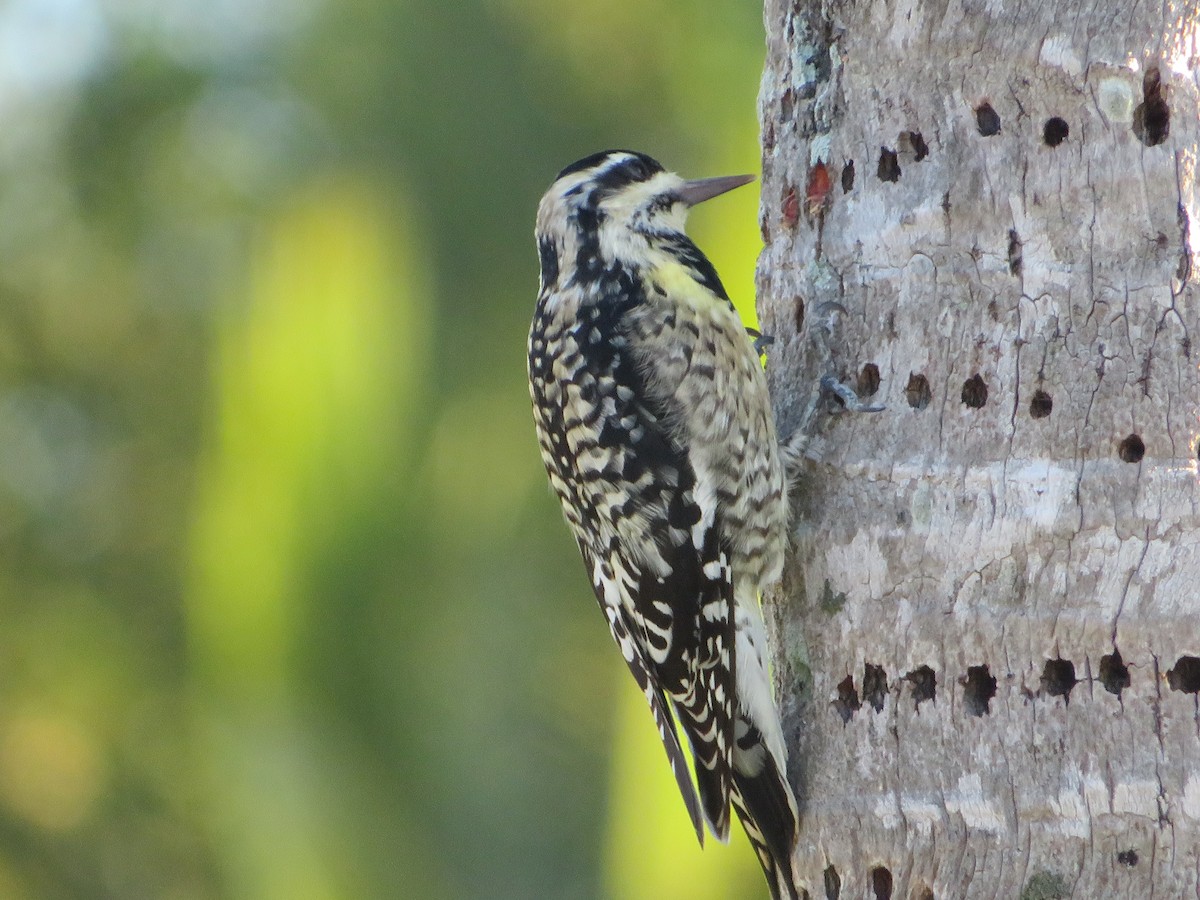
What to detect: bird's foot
<box><xmin>746</xmin><ymin>327</ymin><xmax>775</xmax><ymax>356</ymax></box>
<box><xmin>819</xmin><ymin>374</ymin><xmax>885</xmax><ymax>414</ymax></box>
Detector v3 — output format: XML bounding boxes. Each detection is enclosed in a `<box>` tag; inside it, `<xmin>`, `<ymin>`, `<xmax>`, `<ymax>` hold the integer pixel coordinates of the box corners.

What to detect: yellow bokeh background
<box><xmin>0</xmin><ymin>1</ymin><xmax>771</xmax><ymax>897</ymax></box>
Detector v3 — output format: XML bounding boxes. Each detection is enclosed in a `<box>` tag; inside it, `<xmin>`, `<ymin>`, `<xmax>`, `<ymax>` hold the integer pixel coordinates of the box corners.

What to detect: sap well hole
<box><xmin>1099</xmin><ymin>649</ymin><xmax>1130</xmax><ymax>696</ymax></box>
<box><xmin>824</xmin><ymin>865</ymin><xmax>841</xmax><ymax>900</ymax></box>
<box><xmin>1040</xmin><ymin>658</ymin><xmax>1077</xmax><ymax>701</ymax></box>
<box><xmin>1030</xmin><ymin>389</ymin><xmax>1053</xmax><ymax>419</ymax></box>
<box><xmin>1133</xmin><ymin>68</ymin><xmax>1170</xmax><ymax>147</ymax></box>
<box><xmin>1168</xmin><ymin>656</ymin><xmax>1200</xmax><ymax>693</ymax></box>
<box><xmin>1007</xmin><ymin>229</ymin><xmax>1023</xmax><ymax>276</ymax></box>
<box><xmin>877</xmin><ymin>147</ymin><xmax>900</xmax><ymax>183</ymax></box>
<box><xmin>863</xmin><ymin>664</ymin><xmax>888</xmax><ymax>713</ymax></box>
<box><xmin>857</xmin><ymin>363</ymin><xmax>881</xmax><ymax>399</ymax></box>
<box><xmin>1118</xmin><ymin>434</ymin><xmax>1145</xmax><ymax>463</ymax></box>
<box><xmin>961</xmin><ymin>374</ymin><xmax>988</xmax><ymax>408</ymax></box>
<box><xmin>835</xmin><ymin>676</ymin><xmax>861</xmax><ymax>723</ymax></box>
<box><xmin>963</xmin><ymin>665</ymin><xmax>997</xmax><ymax>716</ymax></box>
<box><xmin>1043</xmin><ymin>117</ymin><xmax>1069</xmax><ymax>146</ymax></box>
<box><xmin>975</xmin><ymin>102</ymin><xmax>1001</xmax><ymax>136</ymax></box>
<box><xmin>871</xmin><ymin>866</ymin><xmax>893</xmax><ymax>900</ymax></box>
<box><xmin>905</xmin><ymin>373</ymin><xmax>932</xmax><ymax>409</ymax></box>
<box><xmin>905</xmin><ymin>665</ymin><xmax>937</xmax><ymax>706</ymax></box>
<box><xmin>902</xmin><ymin>130</ymin><xmax>929</xmax><ymax>161</ymax></box>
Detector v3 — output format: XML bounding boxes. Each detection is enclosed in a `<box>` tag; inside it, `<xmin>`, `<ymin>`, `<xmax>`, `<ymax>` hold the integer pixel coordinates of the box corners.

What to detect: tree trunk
<box><xmin>758</xmin><ymin>2</ymin><xmax>1200</xmax><ymax>897</ymax></box>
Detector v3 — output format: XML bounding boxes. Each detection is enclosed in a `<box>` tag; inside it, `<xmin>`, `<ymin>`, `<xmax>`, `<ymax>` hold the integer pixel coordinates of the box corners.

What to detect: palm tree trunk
<box><xmin>759</xmin><ymin>1</ymin><xmax>1200</xmax><ymax>896</ymax></box>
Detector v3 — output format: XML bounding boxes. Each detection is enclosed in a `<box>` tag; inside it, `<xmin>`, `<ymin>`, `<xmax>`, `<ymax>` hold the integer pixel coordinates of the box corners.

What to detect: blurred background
<box><xmin>0</xmin><ymin>0</ymin><xmax>768</xmax><ymax>896</ymax></box>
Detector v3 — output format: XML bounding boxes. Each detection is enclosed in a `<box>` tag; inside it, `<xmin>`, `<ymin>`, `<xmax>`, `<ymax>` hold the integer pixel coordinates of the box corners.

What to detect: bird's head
<box><xmin>535</xmin><ymin>150</ymin><xmax>754</xmax><ymax>289</ymax></box>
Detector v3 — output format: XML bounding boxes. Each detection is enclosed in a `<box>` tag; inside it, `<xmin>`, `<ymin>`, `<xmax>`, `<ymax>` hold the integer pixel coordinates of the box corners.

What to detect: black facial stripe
<box><xmin>571</xmin><ymin>199</ymin><xmax>605</xmax><ymax>279</ymax></box>
<box><xmin>592</xmin><ymin>155</ymin><xmax>665</xmax><ymax>196</ymax></box>
<box><xmin>648</xmin><ymin>194</ymin><xmax>680</xmax><ymax>215</ymax></box>
<box><xmin>538</xmin><ymin>236</ymin><xmax>559</xmax><ymax>287</ymax></box>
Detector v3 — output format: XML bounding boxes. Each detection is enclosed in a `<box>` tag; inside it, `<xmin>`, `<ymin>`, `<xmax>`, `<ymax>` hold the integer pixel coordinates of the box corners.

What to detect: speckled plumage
<box><xmin>528</xmin><ymin>150</ymin><xmax>799</xmax><ymax>900</ymax></box>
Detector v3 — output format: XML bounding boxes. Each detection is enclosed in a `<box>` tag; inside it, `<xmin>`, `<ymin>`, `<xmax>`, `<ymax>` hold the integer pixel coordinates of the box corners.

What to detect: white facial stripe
<box><xmin>602</xmin><ymin>172</ymin><xmax>685</xmax><ymax>216</ymax></box>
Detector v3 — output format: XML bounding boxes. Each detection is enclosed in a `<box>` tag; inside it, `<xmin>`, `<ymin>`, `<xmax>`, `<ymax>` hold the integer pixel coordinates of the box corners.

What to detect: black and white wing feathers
<box><xmin>529</xmin><ymin>284</ymin><xmax>738</xmax><ymax>842</ymax></box>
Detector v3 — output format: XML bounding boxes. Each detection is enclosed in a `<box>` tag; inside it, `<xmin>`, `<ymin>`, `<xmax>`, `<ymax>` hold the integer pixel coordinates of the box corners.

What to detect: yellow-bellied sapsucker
<box><xmin>527</xmin><ymin>150</ymin><xmax>801</xmax><ymax>900</ymax></box>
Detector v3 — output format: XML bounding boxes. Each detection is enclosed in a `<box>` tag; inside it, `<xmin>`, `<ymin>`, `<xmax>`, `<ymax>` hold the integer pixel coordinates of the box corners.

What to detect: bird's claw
<box><xmin>746</xmin><ymin>327</ymin><xmax>775</xmax><ymax>355</ymax></box>
<box><xmin>819</xmin><ymin>374</ymin><xmax>886</xmax><ymax>413</ymax></box>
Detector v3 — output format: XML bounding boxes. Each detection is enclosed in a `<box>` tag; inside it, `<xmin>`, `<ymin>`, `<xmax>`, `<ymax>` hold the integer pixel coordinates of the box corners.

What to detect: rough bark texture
<box><xmin>757</xmin><ymin>1</ymin><xmax>1200</xmax><ymax>897</ymax></box>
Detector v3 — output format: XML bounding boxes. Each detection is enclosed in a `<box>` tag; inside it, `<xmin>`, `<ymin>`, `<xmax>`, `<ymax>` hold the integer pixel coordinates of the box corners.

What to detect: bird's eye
<box><xmin>625</xmin><ymin>158</ymin><xmax>650</xmax><ymax>180</ymax></box>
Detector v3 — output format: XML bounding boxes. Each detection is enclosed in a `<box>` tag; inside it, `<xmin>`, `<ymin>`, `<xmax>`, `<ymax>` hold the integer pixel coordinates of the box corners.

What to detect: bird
<box><xmin>527</xmin><ymin>149</ymin><xmax>801</xmax><ymax>900</ymax></box>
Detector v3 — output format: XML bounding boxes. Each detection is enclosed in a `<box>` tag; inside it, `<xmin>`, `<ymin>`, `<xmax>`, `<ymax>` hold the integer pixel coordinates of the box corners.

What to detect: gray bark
<box><xmin>758</xmin><ymin>1</ymin><xmax>1200</xmax><ymax>897</ymax></box>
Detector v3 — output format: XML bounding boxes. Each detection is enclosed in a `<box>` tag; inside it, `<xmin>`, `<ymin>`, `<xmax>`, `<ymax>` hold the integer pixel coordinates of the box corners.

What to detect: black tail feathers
<box><xmin>731</xmin><ymin>753</ymin><xmax>801</xmax><ymax>900</ymax></box>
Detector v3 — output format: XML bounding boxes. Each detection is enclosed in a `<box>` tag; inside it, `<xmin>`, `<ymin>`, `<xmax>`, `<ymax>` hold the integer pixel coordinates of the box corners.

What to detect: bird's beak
<box><xmin>677</xmin><ymin>173</ymin><xmax>756</xmax><ymax>206</ymax></box>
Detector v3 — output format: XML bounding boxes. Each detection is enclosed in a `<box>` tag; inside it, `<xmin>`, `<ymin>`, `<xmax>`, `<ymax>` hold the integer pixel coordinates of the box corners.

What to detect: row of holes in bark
<box><xmin>861</xmin><ymin>363</ymin><xmax>1152</xmax><ymax>462</ymax></box>
<box><xmin>814</xmin><ymin>863</ymin><xmax>927</xmax><ymax>900</ymax></box>
<box><xmin>872</xmin><ymin>112</ymin><xmax>1073</xmax><ymax>186</ymax></box>
<box><xmin>793</xmin><ymin>299</ymin><xmax>1158</xmax><ymax>464</ymax></box>
<box><xmin>974</xmin><ymin>68</ymin><xmax>1169</xmax><ymax>146</ymax></box>
<box><xmin>834</xmin><ymin>653</ymin><xmax>1200</xmax><ymax>721</ymax></box>
<box><xmin>825</xmin><ymin>70</ymin><xmax>1170</xmax><ymax>201</ymax></box>
<box><xmin>817</xmin><ymin>853</ymin><xmax>1141</xmax><ymax>900</ymax></box>
<box><xmin>855</xmin><ymin>361</ymin><xmax>1015</xmax><ymax>414</ymax></box>
<box><xmin>794</xmin><ymin>301</ymin><xmax>1046</xmax><ymax>423</ymax></box>
<box><xmin>873</xmin><ymin>114</ymin><xmax>1070</xmax><ymax>186</ymax></box>
<box><xmin>781</xmin><ymin>69</ymin><xmax>1169</xmax><ymax>211</ymax></box>
<box><xmin>853</xmin><ymin>361</ymin><xmax>1150</xmax><ymax>461</ymax></box>
<box><xmin>974</xmin><ymin>112</ymin><xmax>1073</xmax><ymax>147</ymax></box>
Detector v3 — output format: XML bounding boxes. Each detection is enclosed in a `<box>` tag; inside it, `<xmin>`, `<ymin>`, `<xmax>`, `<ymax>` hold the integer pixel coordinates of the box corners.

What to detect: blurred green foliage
<box><xmin>0</xmin><ymin>0</ymin><xmax>767</xmax><ymax>896</ymax></box>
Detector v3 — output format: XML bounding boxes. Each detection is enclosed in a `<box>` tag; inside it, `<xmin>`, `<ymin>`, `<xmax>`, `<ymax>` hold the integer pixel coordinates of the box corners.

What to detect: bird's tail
<box><xmin>731</xmin><ymin>722</ymin><xmax>801</xmax><ymax>900</ymax></box>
